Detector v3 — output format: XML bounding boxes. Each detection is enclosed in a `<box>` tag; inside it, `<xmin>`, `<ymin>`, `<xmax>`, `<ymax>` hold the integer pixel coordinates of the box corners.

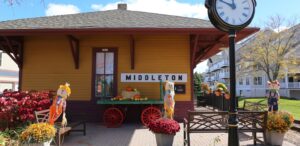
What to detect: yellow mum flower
<box><xmin>20</xmin><ymin>123</ymin><xmax>56</xmax><ymax>144</ymax></box>
<box><xmin>267</xmin><ymin>111</ymin><xmax>294</xmax><ymax>133</ymax></box>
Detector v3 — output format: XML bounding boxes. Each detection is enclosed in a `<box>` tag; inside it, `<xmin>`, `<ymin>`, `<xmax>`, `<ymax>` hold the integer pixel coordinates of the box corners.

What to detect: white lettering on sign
<box><xmin>121</xmin><ymin>73</ymin><xmax>187</xmax><ymax>82</ymax></box>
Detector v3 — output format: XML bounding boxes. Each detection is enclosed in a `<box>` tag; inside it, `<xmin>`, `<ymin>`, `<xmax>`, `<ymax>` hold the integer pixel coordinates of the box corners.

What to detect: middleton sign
<box><xmin>121</xmin><ymin>73</ymin><xmax>187</xmax><ymax>82</ymax></box>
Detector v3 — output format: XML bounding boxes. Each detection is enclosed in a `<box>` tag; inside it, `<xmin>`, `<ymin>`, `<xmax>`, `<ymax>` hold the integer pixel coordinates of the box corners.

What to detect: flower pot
<box><xmin>21</xmin><ymin>139</ymin><xmax>52</xmax><ymax>146</ymax></box>
<box><xmin>155</xmin><ymin>133</ymin><xmax>175</xmax><ymax>146</ymax></box>
<box><xmin>266</xmin><ymin>131</ymin><xmax>285</xmax><ymax>146</ymax></box>
<box><xmin>224</xmin><ymin>94</ymin><xmax>230</xmax><ymax>100</ymax></box>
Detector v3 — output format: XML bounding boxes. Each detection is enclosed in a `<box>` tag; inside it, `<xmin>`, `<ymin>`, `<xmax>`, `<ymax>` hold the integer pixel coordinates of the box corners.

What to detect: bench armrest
<box><xmin>183</xmin><ymin>118</ymin><xmax>188</xmax><ymax>125</ymax></box>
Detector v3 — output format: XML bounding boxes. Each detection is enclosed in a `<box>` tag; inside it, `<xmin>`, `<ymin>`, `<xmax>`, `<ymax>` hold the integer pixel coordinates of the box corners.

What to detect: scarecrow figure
<box><xmin>267</xmin><ymin>80</ymin><xmax>280</xmax><ymax>112</ymax></box>
<box><xmin>49</xmin><ymin>83</ymin><xmax>71</xmax><ymax>126</ymax></box>
<box><xmin>164</xmin><ymin>81</ymin><xmax>175</xmax><ymax>119</ymax></box>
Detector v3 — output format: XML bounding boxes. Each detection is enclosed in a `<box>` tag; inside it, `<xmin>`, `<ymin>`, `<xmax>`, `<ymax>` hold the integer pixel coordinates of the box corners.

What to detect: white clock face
<box><xmin>216</xmin><ymin>0</ymin><xmax>254</xmax><ymax>26</ymax></box>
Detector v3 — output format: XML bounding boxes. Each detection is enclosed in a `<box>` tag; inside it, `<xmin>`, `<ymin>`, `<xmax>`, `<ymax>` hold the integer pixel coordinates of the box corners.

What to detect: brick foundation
<box><xmin>66</xmin><ymin>100</ymin><xmax>194</xmax><ymax>123</ymax></box>
<box><xmin>174</xmin><ymin>101</ymin><xmax>194</xmax><ymax>122</ymax></box>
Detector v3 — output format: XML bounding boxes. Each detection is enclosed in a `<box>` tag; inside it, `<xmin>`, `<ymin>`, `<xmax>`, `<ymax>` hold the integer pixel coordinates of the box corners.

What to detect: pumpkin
<box><xmin>133</xmin><ymin>94</ymin><xmax>141</xmax><ymax>99</ymax></box>
<box><xmin>225</xmin><ymin>93</ymin><xmax>230</xmax><ymax>100</ymax></box>
<box><xmin>126</xmin><ymin>87</ymin><xmax>134</xmax><ymax>92</ymax></box>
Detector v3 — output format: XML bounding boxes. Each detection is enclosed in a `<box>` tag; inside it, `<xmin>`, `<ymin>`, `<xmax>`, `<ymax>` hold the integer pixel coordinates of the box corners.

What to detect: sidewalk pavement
<box><xmin>62</xmin><ymin>123</ymin><xmax>296</xmax><ymax>146</ymax></box>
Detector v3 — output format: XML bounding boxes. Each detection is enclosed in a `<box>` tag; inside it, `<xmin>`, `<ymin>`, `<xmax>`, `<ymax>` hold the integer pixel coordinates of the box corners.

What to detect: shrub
<box><xmin>0</xmin><ymin>91</ymin><xmax>52</xmax><ymax>130</ymax></box>
<box><xmin>20</xmin><ymin>123</ymin><xmax>56</xmax><ymax>144</ymax></box>
<box><xmin>267</xmin><ymin>111</ymin><xmax>294</xmax><ymax>133</ymax></box>
<box><xmin>148</xmin><ymin>118</ymin><xmax>180</xmax><ymax>135</ymax></box>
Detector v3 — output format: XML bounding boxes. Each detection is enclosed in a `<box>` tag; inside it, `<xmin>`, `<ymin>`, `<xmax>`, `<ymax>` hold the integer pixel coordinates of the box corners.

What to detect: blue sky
<box><xmin>1</xmin><ymin>0</ymin><xmax>299</xmax><ymax>24</ymax></box>
<box><xmin>0</xmin><ymin>0</ymin><xmax>299</xmax><ymax>73</ymax></box>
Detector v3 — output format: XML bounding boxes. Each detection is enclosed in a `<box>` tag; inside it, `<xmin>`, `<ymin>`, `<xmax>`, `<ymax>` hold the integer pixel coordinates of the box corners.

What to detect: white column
<box><xmin>285</xmin><ymin>69</ymin><xmax>290</xmax><ymax>97</ymax></box>
<box><xmin>285</xmin><ymin>71</ymin><xmax>289</xmax><ymax>88</ymax></box>
<box><xmin>12</xmin><ymin>83</ymin><xmax>16</xmax><ymax>91</ymax></box>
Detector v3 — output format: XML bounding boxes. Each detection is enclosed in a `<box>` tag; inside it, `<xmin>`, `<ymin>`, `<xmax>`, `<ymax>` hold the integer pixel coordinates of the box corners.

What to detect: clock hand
<box><xmin>231</xmin><ymin>0</ymin><xmax>236</xmax><ymax>9</ymax></box>
<box><xmin>220</xmin><ymin>0</ymin><xmax>235</xmax><ymax>9</ymax></box>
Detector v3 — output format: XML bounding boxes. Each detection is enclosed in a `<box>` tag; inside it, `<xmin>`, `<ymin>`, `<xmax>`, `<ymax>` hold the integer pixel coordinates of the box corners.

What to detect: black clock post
<box><xmin>228</xmin><ymin>29</ymin><xmax>239</xmax><ymax>146</ymax></box>
<box><xmin>205</xmin><ymin>0</ymin><xmax>256</xmax><ymax>146</ymax></box>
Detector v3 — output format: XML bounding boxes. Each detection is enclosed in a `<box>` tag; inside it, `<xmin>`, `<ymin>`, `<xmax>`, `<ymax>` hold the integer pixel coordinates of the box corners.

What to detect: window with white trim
<box><xmin>254</xmin><ymin>77</ymin><xmax>262</xmax><ymax>85</ymax></box>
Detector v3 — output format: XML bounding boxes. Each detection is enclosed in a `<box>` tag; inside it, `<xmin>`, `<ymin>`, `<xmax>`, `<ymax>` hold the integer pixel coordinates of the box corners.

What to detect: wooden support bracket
<box><xmin>0</xmin><ymin>36</ymin><xmax>24</xmax><ymax>90</ymax></box>
<box><xmin>130</xmin><ymin>35</ymin><xmax>135</xmax><ymax>70</ymax></box>
<box><xmin>68</xmin><ymin>35</ymin><xmax>80</xmax><ymax>69</ymax></box>
<box><xmin>0</xmin><ymin>36</ymin><xmax>23</xmax><ymax>68</ymax></box>
<box><xmin>194</xmin><ymin>34</ymin><xmax>227</xmax><ymax>64</ymax></box>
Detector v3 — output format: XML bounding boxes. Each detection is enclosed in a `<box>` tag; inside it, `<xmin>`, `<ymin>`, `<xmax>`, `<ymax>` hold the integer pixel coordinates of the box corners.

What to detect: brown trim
<box><xmin>0</xmin><ymin>27</ymin><xmax>259</xmax><ymax>36</ymax></box>
<box><xmin>195</xmin><ymin>42</ymin><xmax>224</xmax><ymax>63</ymax></box>
<box><xmin>0</xmin><ymin>36</ymin><xmax>24</xmax><ymax>90</ymax></box>
<box><xmin>91</xmin><ymin>47</ymin><xmax>118</xmax><ymax>102</ymax></box>
<box><xmin>189</xmin><ymin>35</ymin><xmax>194</xmax><ymax>101</ymax></box>
<box><xmin>0</xmin><ymin>37</ymin><xmax>24</xmax><ymax>68</ymax></box>
<box><xmin>130</xmin><ymin>35</ymin><xmax>135</xmax><ymax>70</ymax></box>
<box><xmin>67</xmin><ymin>35</ymin><xmax>80</xmax><ymax>69</ymax></box>
<box><xmin>191</xmin><ymin>34</ymin><xmax>199</xmax><ymax>67</ymax></box>
<box><xmin>18</xmin><ymin>38</ymin><xmax>24</xmax><ymax>91</ymax></box>
<box><xmin>3</xmin><ymin>37</ymin><xmax>19</xmax><ymax>61</ymax></box>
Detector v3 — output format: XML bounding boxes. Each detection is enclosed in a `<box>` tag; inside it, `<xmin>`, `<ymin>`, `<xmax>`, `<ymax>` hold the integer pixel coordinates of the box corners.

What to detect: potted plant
<box><xmin>224</xmin><ymin>91</ymin><xmax>230</xmax><ymax>100</ymax></box>
<box><xmin>201</xmin><ymin>83</ymin><xmax>210</xmax><ymax>94</ymax></box>
<box><xmin>20</xmin><ymin>123</ymin><xmax>56</xmax><ymax>146</ymax></box>
<box><xmin>215</xmin><ymin>83</ymin><xmax>229</xmax><ymax>99</ymax></box>
<box><xmin>266</xmin><ymin>111</ymin><xmax>294</xmax><ymax>146</ymax></box>
<box><xmin>148</xmin><ymin>118</ymin><xmax>180</xmax><ymax>146</ymax></box>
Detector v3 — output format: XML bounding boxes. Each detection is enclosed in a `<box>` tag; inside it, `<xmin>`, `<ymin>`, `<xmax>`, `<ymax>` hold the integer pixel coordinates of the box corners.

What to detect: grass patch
<box><xmin>238</xmin><ymin>97</ymin><xmax>300</xmax><ymax>120</ymax></box>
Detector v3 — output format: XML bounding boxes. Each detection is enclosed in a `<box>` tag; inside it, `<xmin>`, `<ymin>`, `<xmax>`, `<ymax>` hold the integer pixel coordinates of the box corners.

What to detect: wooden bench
<box><xmin>35</xmin><ymin>109</ymin><xmax>86</xmax><ymax>146</ymax></box>
<box><xmin>239</xmin><ymin>100</ymin><xmax>268</xmax><ymax>111</ymax></box>
<box><xmin>35</xmin><ymin>109</ymin><xmax>71</xmax><ymax>146</ymax></box>
<box><xmin>183</xmin><ymin>111</ymin><xmax>267</xmax><ymax>146</ymax></box>
<box><xmin>68</xmin><ymin>120</ymin><xmax>86</xmax><ymax>136</ymax></box>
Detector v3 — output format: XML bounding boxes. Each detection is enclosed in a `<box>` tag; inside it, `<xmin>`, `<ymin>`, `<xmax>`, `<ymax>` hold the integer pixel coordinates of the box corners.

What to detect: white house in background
<box><xmin>0</xmin><ymin>51</ymin><xmax>19</xmax><ymax>92</ymax></box>
<box><xmin>236</xmin><ymin>25</ymin><xmax>300</xmax><ymax>99</ymax></box>
<box><xmin>203</xmin><ymin>25</ymin><xmax>300</xmax><ymax>99</ymax></box>
<box><xmin>203</xmin><ymin>50</ymin><xmax>230</xmax><ymax>88</ymax></box>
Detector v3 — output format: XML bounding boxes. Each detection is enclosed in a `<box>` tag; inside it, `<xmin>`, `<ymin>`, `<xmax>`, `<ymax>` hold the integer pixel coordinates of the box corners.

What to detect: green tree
<box><xmin>194</xmin><ymin>72</ymin><xmax>203</xmax><ymax>96</ymax></box>
<box><xmin>238</xmin><ymin>15</ymin><xmax>300</xmax><ymax>82</ymax></box>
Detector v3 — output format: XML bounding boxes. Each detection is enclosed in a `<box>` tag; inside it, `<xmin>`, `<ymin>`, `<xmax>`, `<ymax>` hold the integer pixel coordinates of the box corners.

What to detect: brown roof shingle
<box><xmin>0</xmin><ymin>9</ymin><xmax>213</xmax><ymax>29</ymax></box>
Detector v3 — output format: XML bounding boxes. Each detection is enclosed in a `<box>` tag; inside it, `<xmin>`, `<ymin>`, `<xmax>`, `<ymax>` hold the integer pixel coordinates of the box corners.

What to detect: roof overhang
<box><xmin>0</xmin><ymin>27</ymin><xmax>259</xmax><ymax>68</ymax></box>
<box><xmin>190</xmin><ymin>27</ymin><xmax>259</xmax><ymax>67</ymax></box>
<box><xmin>0</xmin><ymin>27</ymin><xmax>257</xmax><ymax>36</ymax></box>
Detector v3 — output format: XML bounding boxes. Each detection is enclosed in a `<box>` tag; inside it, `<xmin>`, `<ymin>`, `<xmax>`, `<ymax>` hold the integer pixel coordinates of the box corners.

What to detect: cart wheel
<box><xmin>141</xmin><ymin>106</ymin><xmax>162</xmax><ymax>126</ymax></box>
<box><xmin>103</xmin><ymin>107</ymin><xmax>124</xmax><ymax>128</ymax></box>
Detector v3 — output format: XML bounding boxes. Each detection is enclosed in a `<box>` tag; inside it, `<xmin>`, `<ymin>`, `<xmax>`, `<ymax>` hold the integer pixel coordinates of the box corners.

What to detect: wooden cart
<box><xmin>97</xmin><ymin>82</ymin><xmax>164</xmax><ymax>127</ymax></box>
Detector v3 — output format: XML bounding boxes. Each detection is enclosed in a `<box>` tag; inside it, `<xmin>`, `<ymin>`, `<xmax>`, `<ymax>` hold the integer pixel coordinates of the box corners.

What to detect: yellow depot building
<box><xmin>0</xmin><ymin>4</ymin><xmax>257</xmax><ymax>123</ymax></box>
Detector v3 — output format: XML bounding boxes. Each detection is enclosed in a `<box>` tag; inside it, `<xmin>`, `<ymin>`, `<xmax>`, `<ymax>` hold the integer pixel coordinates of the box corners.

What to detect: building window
<box><xmin>246</xmin><ymin>77</ymin><xmax>250</xmax><ymax>85</ymax></box>
<box><xmin>254</xmin><ymin>77</ymin><xmax>262</xmax><ymax>85</ymax></box>
<box><xmin>93</xmin><ymin>48</ymin><xmax>117</xmax><ymax>99</ymax></box>
<box><xmin>239</xmin><ymin>78</ymin><xmax>243</xmax><ymax>85</ymax></box>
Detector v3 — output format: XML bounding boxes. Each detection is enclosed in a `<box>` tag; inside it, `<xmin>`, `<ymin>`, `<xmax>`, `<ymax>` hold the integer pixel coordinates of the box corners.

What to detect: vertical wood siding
<box><xmin>22</xmin><ymin>35</ymin><xmax>191</xmax><ymax>101</ymax></box>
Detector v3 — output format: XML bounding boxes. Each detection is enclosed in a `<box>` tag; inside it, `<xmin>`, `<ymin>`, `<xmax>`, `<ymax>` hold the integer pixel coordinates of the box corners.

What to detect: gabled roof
<box><xmin>0</xmin><ymin>9</ymin><xmax>213</xmax><ymax>29</ymax></box>
<box><xmin>0</xmin><ymin>7</ymin><xmax>259</xmax><ymax>65</ymax></box>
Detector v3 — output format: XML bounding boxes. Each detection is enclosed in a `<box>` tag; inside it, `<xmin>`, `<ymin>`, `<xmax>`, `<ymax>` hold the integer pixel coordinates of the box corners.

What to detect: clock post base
<box><xmin>228</xmin><ymin>126</ymin><xmax>240</xmax><ymax>146</ymax></box>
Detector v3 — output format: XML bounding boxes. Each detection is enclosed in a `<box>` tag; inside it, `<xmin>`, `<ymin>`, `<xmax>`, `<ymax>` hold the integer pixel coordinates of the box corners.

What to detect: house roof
<box><xmin>0</xmin><ymin>9</ymin><xmax>213</xmax><ymax>30</ymax></box>
<box><xmin>0</xmin><ymin>6</ymin><xmax>259</xmax><ymax>65</ymax></box>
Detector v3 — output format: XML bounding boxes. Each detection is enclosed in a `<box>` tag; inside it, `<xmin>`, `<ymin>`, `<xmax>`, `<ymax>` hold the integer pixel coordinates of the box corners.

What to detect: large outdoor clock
<box><xmin>205</xmin><ymin>0</ymin><xmax>256</xmax><ymax>32</ymax></box>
